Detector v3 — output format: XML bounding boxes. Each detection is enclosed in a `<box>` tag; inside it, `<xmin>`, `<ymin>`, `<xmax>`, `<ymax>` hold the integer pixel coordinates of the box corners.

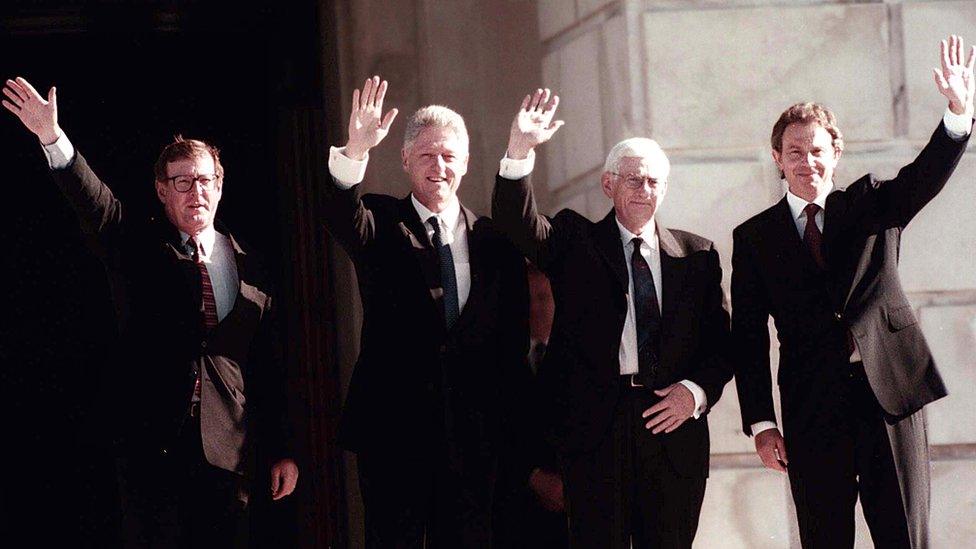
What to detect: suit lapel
<box><xmin>396</xmin><ymin>196</ymin><xmax>444</xmax><ymax>324</ymax></box>
<box><xmin>594</xmin><ymin>211</ymin><xmax>629</xmax><ymax>293</ymax></box>
<box><xmin>452</xmin><ymin>205</ymin><xmax>486</xmax><ymax>333</ymax></box>
<box><xmin>770</xmin><ymin>197</ymin><xmax>822</xmax><ymax>274</ymax></box>
<box><xmin>657</xmin><ymin>226</ymin><xmax>686</xmax><ymax>337</ymax></box>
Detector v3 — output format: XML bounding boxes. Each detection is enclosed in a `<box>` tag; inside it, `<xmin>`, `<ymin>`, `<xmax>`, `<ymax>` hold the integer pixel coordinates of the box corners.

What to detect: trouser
<box><xmin>561</xmin><ymin>380</ymin><xmax>706</xmax><ymax>549</ymax></box>
<box><xmin>785</xmin><ymin>363</ymin><xmax>928</xmax><ymax>549</ymax></box>
<box><xmin>117</xmin><ymin>417</ymin><xmax>249</xmax><ymax>548</ymax></box>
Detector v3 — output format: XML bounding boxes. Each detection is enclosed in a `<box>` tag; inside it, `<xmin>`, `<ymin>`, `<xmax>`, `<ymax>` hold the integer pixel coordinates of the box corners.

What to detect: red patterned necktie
<box><xmin>188</xmin><ymin>237</ymin><xmax>218</xmax><ymax>401</ymax></box>
<box><xmin>802</xmin><ymin>203</ymin><xmax>826</xmax><ymax>270</ymax></box>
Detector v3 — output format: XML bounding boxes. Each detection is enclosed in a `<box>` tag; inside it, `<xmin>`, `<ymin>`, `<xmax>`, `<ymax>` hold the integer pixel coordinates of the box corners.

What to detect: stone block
<box><xmin>902</xmin><ymin>1</ymin><xmax>976</xmax><ymax>141</ymax></box>
<box><xmin>695</xmin><ymin>468</ymin><xmax>794</xmax><ymax>548</ymax></box>
<box><xmin>931</xmin><ymin>459</ymin><xmax>976</xmax><ymax>547</ymax></box>
<box><xmin>558</xmin><ymin>29</ymin><xmax>606</xmax><ymax>181</ymax></box>
<box><xmin>919</xmin><ymin>303</ymin><xmax>976</xmax><ymax>445</ymax></box>
<box><xmin>643</xmin><ymin>4</ymin><xmax>894</xmax><ymax>151</ymax></box>
<box><xmin>538</xmin><ymin>0</ymin><xmax>577</xmax><ymax>40</ymax></box>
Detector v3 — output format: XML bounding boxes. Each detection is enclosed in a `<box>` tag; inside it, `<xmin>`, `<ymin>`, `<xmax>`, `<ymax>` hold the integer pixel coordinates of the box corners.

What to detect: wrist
<box><xmin>38</xmin><ymin>125</ymin><xmax>62</xmax><ymax>146</ymax></box>
<box><xmin>344</xmin><ymin>142</ymin><xmax>369</xmax><ymax>161</ymax></box>
<box><xmin>506</xmin><ymin>145</ymin><xmax>532</xmax><ymax>160</ymax></box>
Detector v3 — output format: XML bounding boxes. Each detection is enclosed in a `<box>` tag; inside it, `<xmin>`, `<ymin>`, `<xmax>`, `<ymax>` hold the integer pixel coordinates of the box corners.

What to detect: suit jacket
<box><xmin>321</xmin><ymin>181</ymin><xmax>535</xmax><ymax>484</ymax></box>
<box><xmin>491</xmin><ymin>175</ymin><xmax>732</xmax><ymax>478</ymax></box>
<box><xmin>51</xmin><ymin>152</ymin><xmax>290</xmax><ymax>476</ymax></box>
<box><xmin>731</xmin><ymin>122</ymin><xmax>970</xmax><ymax>441</ymax></box>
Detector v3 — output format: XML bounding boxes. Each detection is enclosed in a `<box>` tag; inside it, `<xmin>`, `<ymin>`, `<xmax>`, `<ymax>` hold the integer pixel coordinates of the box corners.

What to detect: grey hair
<box><xmin>603</xmin><ymin>137</ymin><xmax>669</xmax><ymax>174</ymax></box>
<box><xmin>402</xmin><ymin>105</ymin><xmax>469</xmax><ymax>151</ymax></box>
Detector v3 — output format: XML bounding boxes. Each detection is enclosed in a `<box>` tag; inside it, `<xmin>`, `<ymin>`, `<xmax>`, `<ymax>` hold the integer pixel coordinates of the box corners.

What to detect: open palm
<box><xmin>2</xmin><ymin>77</ymin><xmax>61</xmax><ymax>144</ymax></box>
<box><xmin>934</xmin><ymin>35</ymin><xmax>976</xmax><ymax>115</ymax></box>
<box><xmin>507</xmin><ymin>88</ymin><xmax>564</xmax><ymax>159</ymax></box>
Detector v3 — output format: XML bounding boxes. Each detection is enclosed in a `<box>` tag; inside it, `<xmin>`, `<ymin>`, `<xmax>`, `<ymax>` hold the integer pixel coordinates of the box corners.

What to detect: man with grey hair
<box><xmin>493</xmin><ymin>89</ymin><xmax>732</xmax><ymax>548</ymax></box>
<box><xmin>322</xmin><ymin>76</ymin><xmax>540</xmax><ymax>547</ymax></box>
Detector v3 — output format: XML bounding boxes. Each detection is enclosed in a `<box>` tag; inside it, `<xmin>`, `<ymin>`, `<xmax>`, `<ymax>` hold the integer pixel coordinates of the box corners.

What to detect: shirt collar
<box><xmin>785</xmin><ymin>185</ymin><xmax>832</xmax><ymax>221</ymax></box>
<box><xmin>180</xmin><ymin>225</ymin><xmax>217</xmax><ymax>258</ymax></box>
<box><xmin>614</xmin><ymin>217</ymin><xmax>658</xmax><ymax>250</ymax></box>
<box><xmin>411</xmin><ymin>194</ymin><xmax>462</xmax><ymax>233</ymax></box>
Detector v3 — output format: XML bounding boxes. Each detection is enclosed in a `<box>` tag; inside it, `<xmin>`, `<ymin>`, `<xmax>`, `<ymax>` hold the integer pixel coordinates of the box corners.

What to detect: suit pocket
<box><xmin>886</xmin><ymin>305</ymin><xmax>917</xmax><ymax>331</ymax></box>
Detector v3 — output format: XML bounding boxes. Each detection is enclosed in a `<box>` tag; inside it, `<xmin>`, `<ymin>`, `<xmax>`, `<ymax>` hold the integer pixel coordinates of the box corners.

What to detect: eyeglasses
<box><xmin>167</xmin><ymin>174</ymin><xmax>220</xmax><ymax>193</ymax></box>
<box><xmin>611</xmin><ymin>172</ymin><xmax>665</xmax><ymax>189</ymax></box>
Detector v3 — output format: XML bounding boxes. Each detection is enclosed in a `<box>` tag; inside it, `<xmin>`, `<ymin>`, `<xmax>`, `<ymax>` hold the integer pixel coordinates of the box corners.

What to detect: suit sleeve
<box><xmin>49</xmin><ymin>151</ymin><xmax>124</xmax><ymax>252</ymax></box>
<box><xmin>875</xmin><ymin>121</ymin><xmax>971</xmax><ymax>228</ymax></box>
<box><xmin>251</xmin><ymin>292</ymin><xmax>294</xmax><ymax>463</ymax></box>
<box><xmin>320</xmin><ymin>177</ymin><xmax>378</xmax><ymax>261</ymax></box>
<box><xmin>730</xmin><ymin>226</ymin><xmax>776</xmax><ymax>435</ymax></box>
<box><xmin>491</xmin><ymin>174</ymin><xmax>564</xmax><ymax>272</ymax></box>
<box><xmin>685</xmin><ymin>244</ymin><xmax>733</xmax><ymax>412</ymax></box>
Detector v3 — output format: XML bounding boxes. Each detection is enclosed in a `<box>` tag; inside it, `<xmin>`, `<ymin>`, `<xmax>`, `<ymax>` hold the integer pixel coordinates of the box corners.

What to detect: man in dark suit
<box><xmin>2</xmin><ymin>76</ymin><xmax>298</xmax><ymax>547</ymax></box>
<box><xmin>731</xmin><ymin>35</ymin><xmax>974</xmax><ymax>548</ymax></box>
<box><xmin>492</xmin><ymin>89</ymin><xmax>733</xmax><ymax>548</ymax></box>
<box><xmin>323</xmin><ymin>76</ymin><xmax>537</xmax><ymax>547</ymax></box>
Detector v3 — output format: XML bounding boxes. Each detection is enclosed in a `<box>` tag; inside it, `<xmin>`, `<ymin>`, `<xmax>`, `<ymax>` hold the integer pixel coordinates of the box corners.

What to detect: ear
<box><xmin>457</xmin><ymin>153</ymin><xmax>469</xmax><ymax>177</ymax></box>
<box><xmin>833</xmin><ymin>147</ymin><xmax>843</xmax><ymax>163</ymax></box>
<box><xmin>155</xmin><ymin>179</ymin><xmax>167</xmax><ymax>203</ymax></box>
<box><xmin>601</xmin><ymin>172</ymin><xmax>614</xmax><ymax>199</ymax></box>
<box><xmin>771</xmin><ymin>149</ymin><xmax>783</xmax><ymax>171</ymax></box>
<box><xmin>401</xmin><ymin>148</ymin><xmax>409</xmax><ymax>172</ymax></box>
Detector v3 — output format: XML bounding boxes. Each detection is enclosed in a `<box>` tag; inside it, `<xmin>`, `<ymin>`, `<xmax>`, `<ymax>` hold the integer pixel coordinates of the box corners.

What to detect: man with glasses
<box><xmin>492</xmin><ymin>89</ymin><xmax>732</xmax><ymax>548</ymax></box>
<box><xmin>2</xmin><ymin>76</ymin><xmax>298</xmax><ymax>547</ymax></box>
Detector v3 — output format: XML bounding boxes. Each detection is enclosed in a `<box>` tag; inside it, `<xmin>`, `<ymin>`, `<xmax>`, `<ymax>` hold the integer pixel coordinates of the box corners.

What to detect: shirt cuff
<box><xmin>678</xmin><ymin>379</ymin><xmax>707</xmax><ymax>419</ymax></box>
<box><xmin>498</xmin><ymin>149</ymin><xmax>535</xmax><ymax>180</ymax></box>
<box><xmin>43</xmin><ymin>131</ymin><xmax>75</xmax><ymax>169</ymax></box>
<box><xmin>328</xmin><ymin>146</ymin><xmax>369</xmax><ymax>189</ymax></box>
<box><xmin>750</xmin><ymin>421</ymin><xmax>778</xmax><ymax>436</ymax></box>
<box><xmin>943</xmin><ymin>108</ymin><xmax>973</xmax><ymax>140</ymax></box>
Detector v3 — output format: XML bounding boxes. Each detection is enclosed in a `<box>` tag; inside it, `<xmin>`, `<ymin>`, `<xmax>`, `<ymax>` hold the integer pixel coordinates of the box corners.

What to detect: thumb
<box><xmin>270</xmin><ymin>469</ymin><xmax>282</xmax><ymax>494</ymax></box>
<box><xmin>934</xmin><ymin>68</ymin><xmax>949</xmax><ymax>91</ymax></box>
<box><xmin>547</xmin><ymin>119</ymin><xmax>565</xmax><ymax>132</ymax></box>
<box><xmin>48</xmin><ymin>86</ymin><xmax>57</xmax><ymax>105</ymax></box>
<box><xmin>381</xmin><ymin>108</ymin><xmax>399</xmax><ymax>131</ymax></box>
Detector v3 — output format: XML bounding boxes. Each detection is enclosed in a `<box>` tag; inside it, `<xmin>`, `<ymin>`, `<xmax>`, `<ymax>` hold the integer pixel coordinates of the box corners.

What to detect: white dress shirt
<box><xmin>327</xmin><ymin>146</ymin><xmax>471</xmax><ymax>312</ymax></box>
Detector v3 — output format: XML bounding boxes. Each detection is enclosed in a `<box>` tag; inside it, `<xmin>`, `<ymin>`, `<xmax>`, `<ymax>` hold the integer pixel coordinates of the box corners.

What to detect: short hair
<box><xmin>770</xmin><ymin>102</ymin><xmax>844</xmax><ymax>154</ymax></box>
<box><xmin>402</xmin><ymin>105</ymin><xmax>469</xmax><ymax>151</ymax></box>
<box><xmin>153</xmin><ymin>135</ymin><xmax>224</xmax><ymax>182</ymax></box>
<box><xmin>603</xmin><ymin>137</ymin><xmax>670</xmax><ymax>174</ymax></box>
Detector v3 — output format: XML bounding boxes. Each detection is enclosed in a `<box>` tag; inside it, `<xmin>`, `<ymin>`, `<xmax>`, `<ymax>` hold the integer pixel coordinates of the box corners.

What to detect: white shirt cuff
<box><xmin>42</xmin><ymin>132</ymin><xmax>75</xmax><ymax>169</ymax></box>
<box><xmin>498</xmin><ymin>149</ymin><xmax>535</xmax><ymax>180</ymax></box>
<box><xmin>943</xmin><ymin>107</ymin><xmax>972</xmax><ymax>139</ymax></box>
<box><xmin>328</xmin><ymin>146</ymin><xmax>369</xmax><ymax>189</ymax></box>
<box><xmin>750</xmin><ymin>421</ymin><xmax>778</xmax><ymax>436</ymax></box>
<box><xmin>678</xmin><ymin>379</ymin><xmax>707</xmax><ymax>419</ymax></box>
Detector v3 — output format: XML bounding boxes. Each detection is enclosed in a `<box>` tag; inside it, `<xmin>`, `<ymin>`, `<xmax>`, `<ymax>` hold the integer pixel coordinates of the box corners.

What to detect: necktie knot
<box><xmin>186</xmin><ymin>237</ymin><xmax>203</xmax><ymax>263</ymax></box>
<box><xmin>427</xmin><ymin>216</ymin><xmax>442</xmax><ymax>235</ymax></box>
<box><xmin>803</xmin><ymin>203</ymin><xmax>821</xmax><ymax>219</ymax></box>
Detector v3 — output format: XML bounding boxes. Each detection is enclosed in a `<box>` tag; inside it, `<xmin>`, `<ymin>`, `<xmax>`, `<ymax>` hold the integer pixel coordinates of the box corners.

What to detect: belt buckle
<box><xmin>629</xmin><ymin>374</ymin><xmax>644</xmax><ymax>388</ymax></box>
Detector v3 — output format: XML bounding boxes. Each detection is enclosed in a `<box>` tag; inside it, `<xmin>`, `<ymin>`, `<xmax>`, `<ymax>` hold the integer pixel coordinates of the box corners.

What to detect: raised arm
<box><xmin>322</xmin><ymin>76</ymin><xmax>399</xmax><ymax>258</ymax></box>
<box><xmin>492</xmin><ymin>89</ymin><xmax>566</xmax><ymax>270</ymax></box>
<box><xmin>3</xmin><ymin>77</ymin><xmax>122</xmax><ymax>240</ymax></box>
<box><xmin>879</xmin><ymin>35</ymin><xmax>974</xmax><ymax>227</ymax></box>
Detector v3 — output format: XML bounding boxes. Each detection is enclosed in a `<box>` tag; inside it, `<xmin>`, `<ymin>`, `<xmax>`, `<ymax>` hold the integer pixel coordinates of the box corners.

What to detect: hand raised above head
<box><xmin>2</xmin><ymin>76</ymin><xmax>61</xmax><ymax>145</ymax></box>
<box><xmin>934</xmin><ymin>34</ymin><xmax>976</xmax><ymax>116</ymax></box>
<box><xmin>506</xmin><ymin>87</ymin><xmax>564</xmax><ymax>160</ymax></box>
<box><xmin>344</xmin><ymin>75</ymin><xmax>399</xmax><ymax>161</ymax></box>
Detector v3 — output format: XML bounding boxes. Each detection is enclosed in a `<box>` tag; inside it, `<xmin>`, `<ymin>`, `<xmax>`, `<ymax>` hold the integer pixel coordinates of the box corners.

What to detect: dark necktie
<box><xmin>630</xmin><ymin>237</ymin><xmax>661</xmax><ymax>384</ymax></box>
<box><xmin>429</xmin><ymin>217</ymin><xmax>460</xmax><ymax>329</ymax></box>
<box><xmin>187</xmin><ymin>237</ymin><xmax>218</xmax><ymax>403</ymax></box>
<box><xmin>802</xmin><ymin>203</ymin><xmax>826</xmax><ymax>270</ymax></box>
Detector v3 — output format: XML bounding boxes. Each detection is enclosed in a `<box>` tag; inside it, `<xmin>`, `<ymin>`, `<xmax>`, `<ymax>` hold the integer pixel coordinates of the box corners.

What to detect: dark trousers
<box><xmin>561</xmin><ymin>383</ymin><xmax>706</xmax><ymax>549</ymax></box>
<box><xmin>117</xmin><ymin>418</ymin><xmax>249</xmax><ymax>548</ymax></box>
<box><xmin>357</xmin><ymin>450</ymin><xmax>492</xmax><ymax>549</ymax></box>
<box><xmin>785</xmin><ymin>364</ymin><xmax>926</xmax><ymax>549</ymax></box>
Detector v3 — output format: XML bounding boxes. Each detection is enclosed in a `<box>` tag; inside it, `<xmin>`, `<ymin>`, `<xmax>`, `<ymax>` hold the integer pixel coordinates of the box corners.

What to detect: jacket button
<box><xmin>201</xmin><ymin>340</ymin><xmax>208</xmax><ymax>349</ymax></box>
<box><xmin>161</xmin><ymin>448</ymin><xmax>169</xmax><ymax>456</ymax></box>
<box><xmin>834</xmin><ymin>312</ymin><xmax>842</xmax><ymax>320</ymax></box>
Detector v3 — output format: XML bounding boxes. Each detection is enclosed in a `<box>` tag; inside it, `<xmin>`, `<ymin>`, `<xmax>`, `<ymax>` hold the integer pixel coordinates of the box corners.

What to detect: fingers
<box><xmin>375</xmin><ymin>78</ymin><xmax>389</xmax><ymax>112</ymax></box>
<box><xmin>2</xmin><ymin>99</ymin><xmax>19</xmax><ymax>114</ymax></box>
<box><xmin>351</xmin><ymin>88</ymin><xmax>360</xmax><ymax>113</ymax></box>
<box><xmin>270</xmin><ymin>470</ymin><xmax>282</xmax><ymax>498</ymax></box>
<box><xmin>967</xmin><ymin>45</ymin><xmax>976</xmax><ymax>72</ymax></box>
<box><xmin>941</xmin><ymin>39</ymin><xmax>952</xmax><ymax>74</ymax></box>
<box><xmin>275</xmin><ymin>470</ymin><xmax>298</xmax><ymax>500</ymax></box>
<box><xmin>653</xmin><ymin>384</ymin><xmax>674</xmax><ymax>397</ymax></box>
<box><xmin>775</xmin><ymin>437</ymin><xmax>789</xmax><ymax>465</ymax></box>
<box><xmin>642</xmin><ymin>400</ymin><xmax>667</xmax><ymax>417</ymax></box>
<box><xmin>955</xmin><ymin>35</ymin><xmax>964</xmax><ymax>67</ymax></box>
<box><xmin>2</xmin><ymin>86</ymin><xmax>23</xmax><ymax>106</ymax></box>
<box><xmin>15</xmin><ymin>76</ymin><xmax>41</xmax><ymax>99</ymax></box>
<box><xmin>48</xmin><ymin>86</ymin><xmax>56</xmax><ymax>106</ymax></box>
<box><xmin>519</xmin><ymin>94</ymin><xmax>531</xmax><ymax>111</ymax></box>
<box><xmin>7</xmin><ymin>78</ymin><xmax>29</xmax><ymax>102</ymax></box>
